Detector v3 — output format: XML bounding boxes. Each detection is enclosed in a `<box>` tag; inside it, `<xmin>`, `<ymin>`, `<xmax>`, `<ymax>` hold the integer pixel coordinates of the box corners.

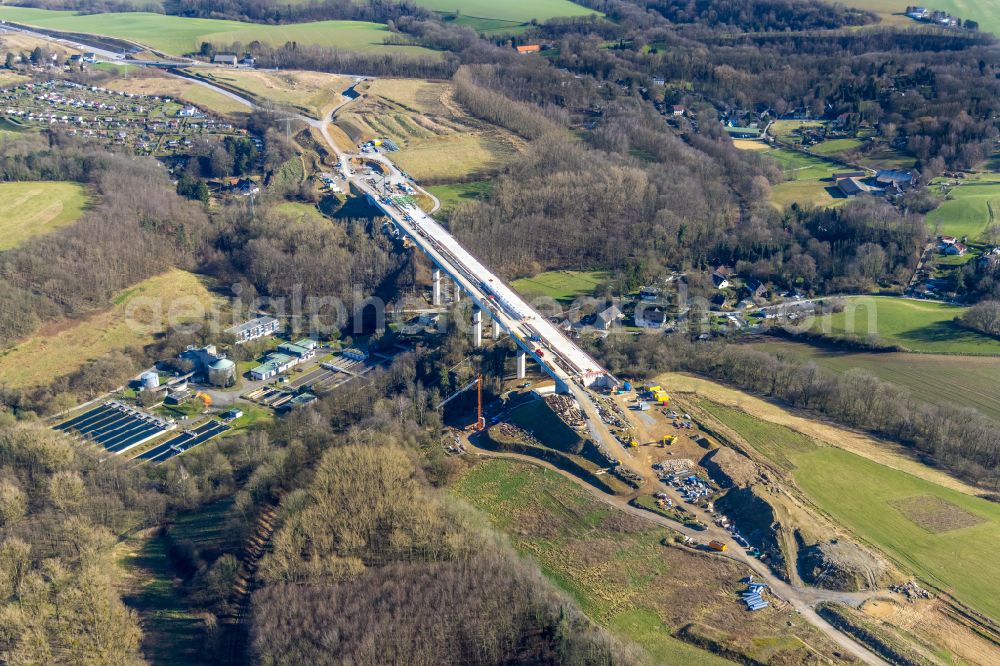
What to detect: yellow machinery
<box><xmin>661</xmin><ymin>435</ymin><xmax>677</xmax><ymax>447</ymax></box>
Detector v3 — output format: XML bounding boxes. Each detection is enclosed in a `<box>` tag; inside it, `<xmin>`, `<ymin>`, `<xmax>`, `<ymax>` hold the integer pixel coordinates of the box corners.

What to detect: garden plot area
<box><xmin>0</xmin><ymin>79</ymin><xmax>243</xmax><ymax>156</ymax></box>
<box><xmin>334</xmin><ymin>78</ymin><xmax>523</xmax><ymax>183</ymax></box>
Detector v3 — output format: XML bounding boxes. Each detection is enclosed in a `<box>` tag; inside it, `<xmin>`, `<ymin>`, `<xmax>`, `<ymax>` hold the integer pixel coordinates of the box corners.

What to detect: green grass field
<box><xmin>414</xmin><ymin>0</ymin><xmax>597</xmax><ymax>22</ymax></box>
<box><xmin>0</xmin><ymin>181</ymin><xmax>88</xmax><ymax>250</ymax></box>
<box><xmin>810</xmin><ymin>138</ymin><xmax>863</xmax><ymax>155</ymax></box>
<box><xmin>750</xmin><ymin>339</ymin><xmax>1000</xmax><ymax>421</ymax></box>
<box><xmin>927</xmin><ymin>174</ymin><xmax>1000</xmax><ymax>240</ymax></box>
<box><xmin>453</xmin><ymin>458</ymin><xmax>827</xmax><ymax>665</ymax></box>
<box><xmin>700</xmin><ymin>402</ymin><xmax>1000</xmax><ymax>623</ymax></box>
<box><xmin>512</xmin><ymin>269</ymin><xmax>610</xmax><ymax>303</ymax></box>
<box><xmin>0</xmin><ymin>7</ymin><xmax>435</xmax><ymax>56</ymax></box>
<box><xmin>813</xmin><ymin>296</ymin><xmax>1000</xmax><ymax>354</ymax></box>
<box><xmin>840</xmin><ymin>0</ymin><xmax>1000</xmax><ymax>36</ymax></box>
<box><xmin>117</xmin><ymin>499</ymin><xmax>235</xmax><ymax>664</ymax></box>
<box><xmin>769</xmin><ymin>120</ymin><xmax>825</xmax><ymax>143</ymax></box>
<box><xmin>763</xmin><ymin>147</ymin><xmax>844</xmax><ymax>209</ymax></box>
<box><xmin>427</xmin><ymin>181</ymin><xmax>492</xmax><ymax>214</ymax></box>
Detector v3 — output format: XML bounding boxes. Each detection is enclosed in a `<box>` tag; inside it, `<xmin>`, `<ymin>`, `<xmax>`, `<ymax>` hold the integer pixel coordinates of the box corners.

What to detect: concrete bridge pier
<box><xmin>516</xmin><ymin>350</ymin><xmax>526</xmax><ymax>379</ymax></box>
<box><xmin>492</xmin><ymin>318</ymin><xmax>501</xmax><ymax>339</ymax></box>
<box><xmin>453</xmin><ymin>279</ymin><xmax>461</xmax><ymax>303</ymax></box>
<box><xmin>472</xmin><ymin>307</ymin><xmax>482</xmax><ymax>347</ymax></box>
<box><xmin>432</xmin><ymin>268</ymin><xmax>442</xmax><ymax>306</ymax></box>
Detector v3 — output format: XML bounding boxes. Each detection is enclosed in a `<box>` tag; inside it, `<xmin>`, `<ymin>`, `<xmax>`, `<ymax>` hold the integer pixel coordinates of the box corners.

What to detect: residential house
<box><xmin>635</xmin><ymin>305</ymin><xmax>668</xmax><ymax>329</ymax></box>
<box><xmin>944</xmin><ymin>242</ymin><xmax>967</xmax><ymax>256</ymax></box>
<box><xmin>515</xmin><ymin>44</ymin><xmax>541</xmax><ymax>54</ymax></box>
<box><xmin>741</xmin><ymin>278</ymin><xmax>767</xmax><ymax>301</ymax></box>
<box><xmin>212</xmin><ymin>54</ymin><xmax>238</xmax><ymax>66</ymax></box>
<box><xmin>712</xmin><ymin>266</ymin><xmax>733</xmax><ymax>290</ymax></box>
<box><xmin>595</xmin><ymin>305</ymin><xmax>623</xmax><ymax>330</ymax></box>
<box><xmin>639</xmin><ymin>285</ymin><xmax>662</xmax><ymax>301</ymax></box>
<box><xmin>671</xmin><ymin>105</ymin><xmax>685</xmax><ymax>116</ymax></box>
<box><xmin>227</xmin><ymin>316</ymin><xmax>280</xmax><ymax>344</ymax></box>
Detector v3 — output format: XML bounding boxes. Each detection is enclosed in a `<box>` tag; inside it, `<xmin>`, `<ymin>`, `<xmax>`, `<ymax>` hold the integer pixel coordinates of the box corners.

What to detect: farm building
<box><xmin>836</xmin><ymin>177</ymin><xmax>872</xmax><ymax>197</ymax></box>
<box><xmin>212</xmin><ymin>54</ymin><xmax>238</xmax><ymax>66</ymax></box>
<box><xmin>875</xmin><ymin>169</ymin><xmax>914</xmax><ymax>190</ymax></box>
<box><xmin>516</xmin><ymin>44</ymin><xmax>541</xmax><ymax>54</ymax></box>
<box><xmin>228</xmin><ymin>315</ymin><xmax>280</xmax><ymax>344</ymax></box>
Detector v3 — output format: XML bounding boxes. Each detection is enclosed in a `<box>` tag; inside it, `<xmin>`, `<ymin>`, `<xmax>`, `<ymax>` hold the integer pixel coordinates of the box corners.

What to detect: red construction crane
<box><xmin>436</xmin><ymin>373</ymin><xmax>486</xmax><ymax>431</ymax></box>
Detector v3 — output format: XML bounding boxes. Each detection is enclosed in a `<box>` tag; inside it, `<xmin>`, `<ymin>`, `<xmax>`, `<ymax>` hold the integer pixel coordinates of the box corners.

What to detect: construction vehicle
<box><xmin>708</xmin><ymin>540</ymin><xmax>728</xmax><ymax>552</ymax></box>
<box><xmin>661</xmin><ymin>435</ymin><xmax>677</xmax><ymax>447</ymax></box>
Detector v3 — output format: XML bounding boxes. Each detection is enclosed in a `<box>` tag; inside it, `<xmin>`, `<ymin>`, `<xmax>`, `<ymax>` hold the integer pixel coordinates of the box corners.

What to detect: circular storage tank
<box><xmin>208</xmin><ymin>358</ymin><xmax>236</xmax><ymax>387</ymax></box>
<box><xmin>140</xmin><ymin>371</ymin><xmax>159</xmax><ymax>389</ymax></box>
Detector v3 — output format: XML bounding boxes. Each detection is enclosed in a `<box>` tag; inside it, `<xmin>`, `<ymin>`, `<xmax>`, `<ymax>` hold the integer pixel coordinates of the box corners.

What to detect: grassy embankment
<box><xmin>697</xmin><ymin>400</ymin><xmax>1000</xmax><ymax>624</ymax></box>
<box><xmin>0</xmin><ymin>7</ymin><xmax>435</xmax><ymax>56</ymax></box>
<box><xmin>103</xmin><ymin>73</ymin><xmax>249</xmax><ymax>117</ymax></box>
<box><xmin>0</xmin><ymin>269</ymin><xmax>223</xmax><ymax>388</ymax></box>
<box><xmin>453</xmin><ymin>458</ymin><xmax>836</xmax><ymax>665</ymax></box>
<box><xmin>186</xmin><ymin>69</ymin><xmax>352</xmax><ymax>120</ymax></box>
<box><xmin>335</xmin><ymin>78</ymin><xmax>522</xmax><ymax>183</ymax></box>
<box><xmin>811</xmin><ymin>295</ymin><xmax>1000</xmax><ymax>355</ymax></box>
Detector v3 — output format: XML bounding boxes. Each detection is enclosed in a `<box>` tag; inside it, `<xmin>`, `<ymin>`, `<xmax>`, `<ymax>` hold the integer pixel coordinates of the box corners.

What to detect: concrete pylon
<box><xmin>453</xmin><ymin>279</ymin><xmax>461</xmax><ymax>303</ymax></box>
<box><xmin>432</xmin><ymin>268</ymin><xmax>441</xmax><ymax>306</ymax></box>
<box><xmin>516</xmin><ymin>350</ymin><xmax>526</xmax><ymax>379</ymax></box>
<box><xmin>492</xmin><ymin>318</ymin><xmax>501</xmax><ymax>338</ymax></box>
<box><xmin>472</xmin><ymin>307</ymin><xmax>482</xmax><ymax>347</ymax></box>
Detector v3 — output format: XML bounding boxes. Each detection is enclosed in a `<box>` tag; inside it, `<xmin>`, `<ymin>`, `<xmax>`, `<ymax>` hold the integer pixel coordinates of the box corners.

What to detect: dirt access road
<box><xmin>464</xmin><ymin>439</ymin><xmax>889</xmax><ymax>666</ymax></box>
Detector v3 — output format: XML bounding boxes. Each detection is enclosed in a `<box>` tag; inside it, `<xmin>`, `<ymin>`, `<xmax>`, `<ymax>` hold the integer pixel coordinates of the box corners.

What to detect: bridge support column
<box><xmin>453</xmin><ymin>279</ymin><xmax>461</xmax><ymax>303</ymax></box>
<box><xmin>516</xmin><ymin>350</ymin><xmax>526</xmax><ymax>379</ymax></box>
<box><xmin>431</xmin><ymin>269</ymin><xmax>442</xmax><ymax>306</ymax></box>
<box><xmin>472</xmin><ymin>307</ymin><xmax>482</xmax><ymax>347</ymax></box>
<box><xmin>492</xmin><ymin>318</ymin><xmax>501</xmax><ymax>339</ymax></box>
